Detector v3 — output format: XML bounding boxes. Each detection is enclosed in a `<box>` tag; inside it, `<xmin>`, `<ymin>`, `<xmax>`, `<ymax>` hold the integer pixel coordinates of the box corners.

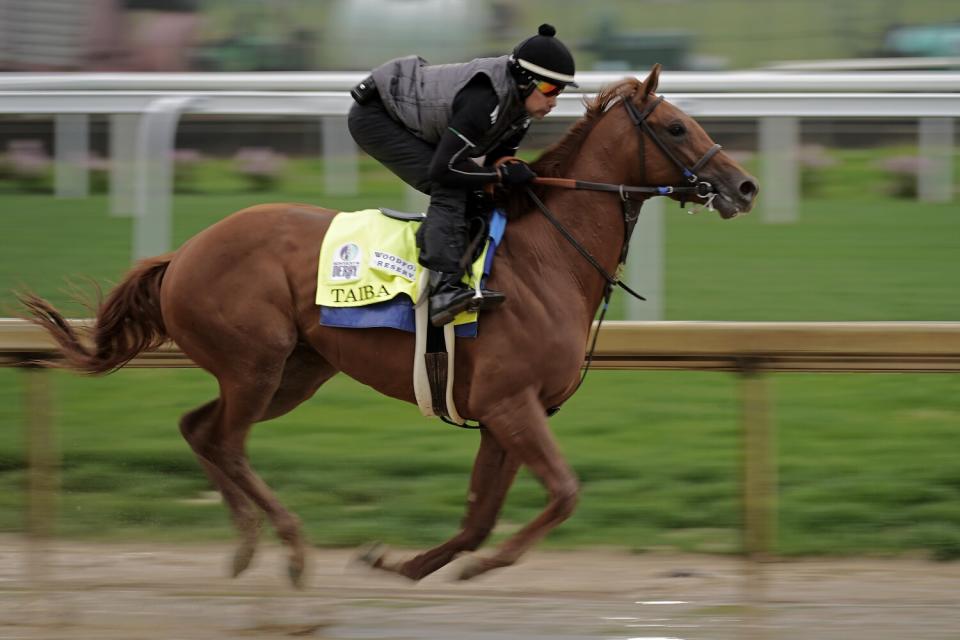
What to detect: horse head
<box><xmin>620</xmin><ymin>64</ymin><xmax>759</xmax><ymax>219</ymax></box>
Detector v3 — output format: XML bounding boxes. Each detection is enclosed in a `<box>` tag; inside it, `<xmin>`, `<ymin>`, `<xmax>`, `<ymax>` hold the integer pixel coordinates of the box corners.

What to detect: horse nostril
<box><xmin>739</xmin><ymin>179</ymin><xmax>758</xmax><ymax>198</ymax></box>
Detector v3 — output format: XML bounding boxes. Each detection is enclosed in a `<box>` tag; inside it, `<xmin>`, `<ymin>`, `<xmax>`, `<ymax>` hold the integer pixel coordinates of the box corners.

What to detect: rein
<box><xmin>527</xmin><ymin>184</ymin><xmax>638</xmax><ymax>418</ymax></box>
<box><xmin>525</xmin><ymin>187</ymin><xmax>647</xmax><ymax>302</ymax></box>
<box><xmin>534</xmin><ymin>93</ymin><xmax>722</xmax><ymax>416</ymax></box>
<box><xmin>533</xmin><ymin>176</ymin><xmax>712</xmax><ymax>200</ymax></box>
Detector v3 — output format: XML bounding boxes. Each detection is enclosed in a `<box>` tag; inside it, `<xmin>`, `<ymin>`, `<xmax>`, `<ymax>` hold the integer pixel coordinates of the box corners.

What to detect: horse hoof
<box><xmin>231</xmin><ymin>543</ymin><xmax>257</xmax><ymax>578</ymax></box>
<box><xmin>231</xmin><ymin>515</ymin><xmax>263</xmax><ymax>578</ymax></box>
<box><xmin>458</xmin><ymin>556</ymin><xmax>506</xmax><ymax>581</ymax></box>
<box><xmin>288</xmin><ymin>559</ymin><xmax>306</xmax><ymax>589</ymax></box>
<box><xmin>355</xmin><ymin>542</ymin><xmax>388</xmax><ymax>569</ymax></box>
<box><xmin>457</xmin><ymin>558</ymin><xmax>485</xmax><ymax>581</ymax></box>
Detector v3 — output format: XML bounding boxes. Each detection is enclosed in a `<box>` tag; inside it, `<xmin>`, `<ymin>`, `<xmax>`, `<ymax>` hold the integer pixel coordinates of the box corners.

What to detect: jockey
<box><xmin>348</xmin><ymin>23</ymin><xmax>578</xmax><ymax>327</ymax></box>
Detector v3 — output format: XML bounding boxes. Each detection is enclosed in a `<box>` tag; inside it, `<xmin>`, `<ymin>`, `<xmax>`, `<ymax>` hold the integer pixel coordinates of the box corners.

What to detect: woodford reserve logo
<box><xmin>369</xmin><ymin>250</ymin><xmax>416</xmax><ymax>281</ymax></box>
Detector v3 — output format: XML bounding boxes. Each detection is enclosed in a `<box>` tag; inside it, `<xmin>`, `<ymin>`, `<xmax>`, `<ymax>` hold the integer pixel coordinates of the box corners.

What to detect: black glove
<box><xmin>498</xmin><ymin>160</ymin><xmax>537</xmax><ymax>186</ymax></box>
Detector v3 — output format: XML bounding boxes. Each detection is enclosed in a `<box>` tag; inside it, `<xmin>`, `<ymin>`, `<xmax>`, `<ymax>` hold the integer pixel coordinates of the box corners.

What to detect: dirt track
<box><xmin>1</xmin><ymin>536</ymin><xmax>958</xmax><ymax>639</ymax></box>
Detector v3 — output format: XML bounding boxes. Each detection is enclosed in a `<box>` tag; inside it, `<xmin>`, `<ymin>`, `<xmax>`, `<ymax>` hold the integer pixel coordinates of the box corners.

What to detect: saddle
<box><xmin>315</xmin><ymin>204</ymin><xmax>507</xmax><ymax>425</ymax></box>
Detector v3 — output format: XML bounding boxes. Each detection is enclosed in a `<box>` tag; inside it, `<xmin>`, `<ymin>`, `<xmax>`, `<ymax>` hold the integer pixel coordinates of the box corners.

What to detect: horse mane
<box><xmin>499</xmin><ymin>77</ymin><xmax>642</xmax><ymax>217</ymax></box>
<box><xmin>532</xmin><ymin>78</ymin><xmax>641</xmax><ymax>178</ymax></box>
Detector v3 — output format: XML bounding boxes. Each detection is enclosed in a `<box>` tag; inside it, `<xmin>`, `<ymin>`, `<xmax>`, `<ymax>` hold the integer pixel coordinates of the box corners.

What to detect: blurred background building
<box><xmin>1</xmin><ymin>0</ymin><xmax>958</xmax><ymax>72</ymax></box>
<box><xmin>0</xmin><ymin>0</ymin><xmax>201</xmax><ymax>71</ymax></box>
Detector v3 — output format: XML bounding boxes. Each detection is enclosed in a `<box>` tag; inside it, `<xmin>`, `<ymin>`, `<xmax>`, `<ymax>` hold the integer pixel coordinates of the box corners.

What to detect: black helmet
<box><xmin>509</xmin><ymin>23</ymin><xmax>578</xmax><ymax>94</ymax></box>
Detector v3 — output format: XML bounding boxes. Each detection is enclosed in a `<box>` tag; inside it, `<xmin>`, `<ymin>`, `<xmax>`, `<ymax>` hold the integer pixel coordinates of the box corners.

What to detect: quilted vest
<box><xmin>370</xmin><ymin>55</ymin><xmax>530</xmax><ymax>157</ymax></box>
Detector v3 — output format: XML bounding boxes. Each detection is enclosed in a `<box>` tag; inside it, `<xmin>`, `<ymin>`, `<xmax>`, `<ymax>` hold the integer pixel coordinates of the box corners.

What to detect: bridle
<box><xmin>527</xmin><ymin>91</ymin><xmax>724</xmax><ymax>298</ymax></box>
<box><xmin>524</xmin><ymin>92</ymin><xmax>724</xmax><ymax>416</ymax></box>
<box><xmin>623</xmin><ymin>94</ymin><xmax>722</xmax><ymax>211</ymax></box>
<box><xmin>532</xmin><ymin>93</ymin><xmax>722</xmax><ymax>207</ymax></box>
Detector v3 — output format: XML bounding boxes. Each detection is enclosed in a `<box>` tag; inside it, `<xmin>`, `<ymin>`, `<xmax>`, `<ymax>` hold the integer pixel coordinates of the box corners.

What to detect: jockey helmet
<box><xmin>509</xmin><ymin>23</ymin><xmax>578</xmax><ymax>96</ymax></box>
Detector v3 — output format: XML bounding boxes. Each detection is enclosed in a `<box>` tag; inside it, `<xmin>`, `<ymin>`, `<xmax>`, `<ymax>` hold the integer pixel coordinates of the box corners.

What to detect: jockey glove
<box><xmin>498</xmin><ymin>160</ymin><xmax>537</xmax><ymax>186</ymax></box>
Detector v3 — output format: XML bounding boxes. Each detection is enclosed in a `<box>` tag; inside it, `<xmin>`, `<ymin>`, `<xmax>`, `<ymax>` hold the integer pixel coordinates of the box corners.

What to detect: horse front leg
<box><xmin>457</xmin><ymin>393</ymin><xmax>579</xmax><ymax>581</ymax></box>
<box><xmin>360</xmin><ymin>427</ymin><xmax>521</xmax><ymax>580</ymax></box>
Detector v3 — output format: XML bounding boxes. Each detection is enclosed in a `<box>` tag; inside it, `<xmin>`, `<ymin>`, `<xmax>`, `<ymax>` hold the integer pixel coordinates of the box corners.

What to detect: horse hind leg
<box><xmin>219</xmin><ymin>347</ymin><xmax>337</xmax><ymax>585</ymax></box>
<box><xmin>182</xmin><ymin>344</ymin><xmax>336</xmax><ymax>586</ymax></box>
<box><xmin>360</xmin><ymin>427</ymin><xmax>521</xmax><ymax>580</ymax></box>
<box><xmin>179</xmin><ymin>400</ymin><xmax>263</xmax><ymax>578</ymax></box>
<box><xmin>260</xmin><ymin>346</ymin><xmax>338</xmax><ymax>422</ymax></box>
<box><xmin>181</xmin><ymin>359</ymin><xmax>314</xmax><ymax>588</ymax></box>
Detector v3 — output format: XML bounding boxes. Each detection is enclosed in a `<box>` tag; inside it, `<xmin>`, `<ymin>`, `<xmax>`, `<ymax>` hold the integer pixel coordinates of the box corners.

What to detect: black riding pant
<box><xmin>347</xmin><ymin>100</ymin><xmax>467</xmax><ymax>274</ymax></box>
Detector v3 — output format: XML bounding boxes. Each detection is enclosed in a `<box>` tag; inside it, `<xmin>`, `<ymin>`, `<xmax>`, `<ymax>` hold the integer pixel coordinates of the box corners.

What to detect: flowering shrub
<box><xmin>799</xmin><ymin>145</ymin><xmax>837</xmax><ymax>197</ymax></box>
<box><xmin>4</xmin><ymin>140</ymin><xmax>51</xmax><ymax>191</ymax></box>
<box><xmin>85</xmin><ymin>153</ymin><xmax>111</xmax><ymax>193</ymax></box>
<box><xmin>233</xmin><ymin>147</ymin><xmax>287</xmax><ymax>191</ymax></box>
<box><xmin>173</xmin><ymin>148</ymin><xmax>203</xmax><ymax>193</ymax></box>
<box><xmin>878</xmin><ymin>155</ymin><xmax>930</xmax><ymax>199</ymax></box>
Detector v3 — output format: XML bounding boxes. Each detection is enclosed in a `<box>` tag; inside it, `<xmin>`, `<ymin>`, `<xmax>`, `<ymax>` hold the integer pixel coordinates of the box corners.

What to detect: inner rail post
<box><xmin>23</xmin><ymin>362</ymin><xmax>57</xmax><ymax>593</ymax></box>
<box><xmin>739</xmin><ymin>358</ymin><xmax>777</xmax><ymax>610</ymax></box>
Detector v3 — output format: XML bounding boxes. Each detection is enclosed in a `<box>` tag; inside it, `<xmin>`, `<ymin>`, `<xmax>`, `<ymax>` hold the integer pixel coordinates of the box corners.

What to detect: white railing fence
<box><xmin>1</xmin><ymin>71</ymin><xmax>957</xmax><ymax>320</ymax></box>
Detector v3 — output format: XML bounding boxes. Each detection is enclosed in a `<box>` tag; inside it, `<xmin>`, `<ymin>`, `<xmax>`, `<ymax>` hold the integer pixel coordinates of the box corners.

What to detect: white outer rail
<box><xmin>1</xmin><ymin>73</ymin><xmax>957</xmax><ymax>315</ymax></box>
<box><xmin>1</xmin><ymin>90</ymin><xmax>957</xmax><ymax>259</ymax></box>
<box><xmin>2</xmin><ymin>70</ymin><xmax>959</xmax><ymax>92</ymax></box>
<box><xmin>1</xmin><ymin>91</ymin><xmax>960</xmax><ymax>118</ymax></box>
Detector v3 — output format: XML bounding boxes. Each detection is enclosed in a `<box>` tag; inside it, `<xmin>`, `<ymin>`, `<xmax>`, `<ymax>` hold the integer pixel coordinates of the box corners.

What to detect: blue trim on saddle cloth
<box><xmin>319</xmin><ymin>209</ymin><xmax>507</xmax><ymax>338</ymax></box>
<box><xmin>319</xmin><ymin>295</ymin><xmax>477</xmax><ymax>337</ymax></box>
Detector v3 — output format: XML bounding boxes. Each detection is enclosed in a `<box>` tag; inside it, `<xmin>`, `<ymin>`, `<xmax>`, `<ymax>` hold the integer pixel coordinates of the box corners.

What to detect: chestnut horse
<box><xmin>20</xmin><ymin>66</ymin><xmax>757</xmax><ymax>586</ymax></box>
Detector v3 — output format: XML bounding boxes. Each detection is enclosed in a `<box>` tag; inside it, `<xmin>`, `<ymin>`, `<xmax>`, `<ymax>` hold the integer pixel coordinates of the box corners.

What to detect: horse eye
<box><xmin>668</xmin><ymin>123</ymin><xmax>686</xmax><ymax>136</ymax></box>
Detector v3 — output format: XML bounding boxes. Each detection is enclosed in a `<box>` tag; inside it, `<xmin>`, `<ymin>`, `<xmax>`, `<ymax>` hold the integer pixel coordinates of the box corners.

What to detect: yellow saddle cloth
<box><xmin>315</xmin><ymin>209</ymin><xmax>490</xmax><ymax>326</ymax></box>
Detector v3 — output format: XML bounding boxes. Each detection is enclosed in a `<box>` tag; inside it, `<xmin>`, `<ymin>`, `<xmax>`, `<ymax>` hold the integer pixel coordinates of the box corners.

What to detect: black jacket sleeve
<box><xmin>427</xmin><ymin>75</ymin><xmax>528</xmax><ymax>189</ymax></box>
<box><xmin>483</xmin><ymin>123</ymin><xmax>530</xmax><ymax>167</ymax></box>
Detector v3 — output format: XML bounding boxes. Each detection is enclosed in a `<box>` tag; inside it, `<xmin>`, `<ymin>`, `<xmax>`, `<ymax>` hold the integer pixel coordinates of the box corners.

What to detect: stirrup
<box><xmin>427</xmin><ymin>271</ymin><xmax>505</xmax><ymax>326</ymax></box>
<box><xmin>469</xmin><ymin>289</ymin><xmax>505</xmax><ymax>311</ymax></box>
<box><xmin>430</xmin><ymin>293</ymin><xmax>475</xmax><ymax>326</ymax></box>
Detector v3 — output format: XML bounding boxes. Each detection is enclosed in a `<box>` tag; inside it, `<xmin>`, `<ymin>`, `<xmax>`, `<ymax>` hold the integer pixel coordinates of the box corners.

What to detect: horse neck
<box><xmin>509</xmin><ymin>143</ymin><xmax>648</xmax><ymax>320</ymax></box>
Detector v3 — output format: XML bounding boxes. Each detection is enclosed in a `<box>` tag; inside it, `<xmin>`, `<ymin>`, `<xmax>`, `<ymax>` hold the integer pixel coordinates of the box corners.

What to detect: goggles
<box><xmin>534</xmin><ymin>79</ymin><xmax>563</xmax><ymax>98</ymax></box>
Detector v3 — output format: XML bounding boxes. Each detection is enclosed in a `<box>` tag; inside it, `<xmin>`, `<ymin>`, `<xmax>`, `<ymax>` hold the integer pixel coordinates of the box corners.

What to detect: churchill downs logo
<box><xmin>330</xmin><ymin>243</ymin><xmax>361</xmax><ymax>281</ymax></box>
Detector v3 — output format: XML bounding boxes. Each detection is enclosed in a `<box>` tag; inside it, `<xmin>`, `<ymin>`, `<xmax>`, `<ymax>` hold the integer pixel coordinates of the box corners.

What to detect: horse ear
<box><xmin>640</xmin><ymin>63</ymin><xmax>662</xmax><ymax>99</ymax></box>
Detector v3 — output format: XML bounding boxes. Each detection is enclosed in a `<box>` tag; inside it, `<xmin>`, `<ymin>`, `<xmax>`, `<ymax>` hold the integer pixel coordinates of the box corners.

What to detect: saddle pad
<box><xmin>317</xmin><ymin>208</ymin><xmax>507</xmax><ymax>336</ymax></box>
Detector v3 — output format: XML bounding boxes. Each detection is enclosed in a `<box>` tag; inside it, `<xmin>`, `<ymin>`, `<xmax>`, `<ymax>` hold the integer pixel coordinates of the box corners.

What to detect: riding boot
<box><xmin>419</xmin><ymin>186</ymin><xmax>506</xmax><ymax>326</ymax></box>
<box><xmin>428</xmin><ymin>271</ymin><xmax>506</xmax><ymax>327</ymax></box>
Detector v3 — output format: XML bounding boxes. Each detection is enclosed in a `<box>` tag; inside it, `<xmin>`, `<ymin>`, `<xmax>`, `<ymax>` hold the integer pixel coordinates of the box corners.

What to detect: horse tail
<box><xmin>18</xmin><ymin>254</ymin><xmax>172</xmax><ymax>374</ymax></box>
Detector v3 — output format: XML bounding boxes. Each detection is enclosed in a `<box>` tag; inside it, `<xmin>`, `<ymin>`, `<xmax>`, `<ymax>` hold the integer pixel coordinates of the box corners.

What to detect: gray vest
<box><xmin>371</xmin><ymin>55</ymin><xmax>530</xmax><ymax>157</ymax></box>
